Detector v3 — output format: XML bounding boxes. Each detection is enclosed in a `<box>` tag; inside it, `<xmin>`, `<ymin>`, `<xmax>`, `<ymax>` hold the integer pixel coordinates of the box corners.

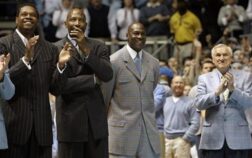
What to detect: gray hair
<box><xmin>211</xmin><ymin>44</ymin><xmax>233</xmax><ymax>57</ymax></box>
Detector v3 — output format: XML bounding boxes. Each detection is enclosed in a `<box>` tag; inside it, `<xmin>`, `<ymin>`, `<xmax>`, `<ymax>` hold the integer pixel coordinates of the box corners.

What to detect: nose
<box><xmin>219</xmin><ymin>55</ymin><xmax>225</xmax><ymax>60</ymax></box>
<box><xmin>74</xmin><ymin>20</ymin><xmax>81</xmax><ymax>26</ymax></box>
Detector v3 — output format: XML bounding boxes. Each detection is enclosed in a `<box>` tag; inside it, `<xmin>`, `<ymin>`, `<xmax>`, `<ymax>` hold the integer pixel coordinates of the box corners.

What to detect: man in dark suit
<box><xmin>0</xmin><ymin>2</ymin><xmax>72</xmax><ymax>158</ymax></box>
<box><xmin>54</xmin><ymin>7</ymin><xmax>113</xmax><ymax>158</ymax></box>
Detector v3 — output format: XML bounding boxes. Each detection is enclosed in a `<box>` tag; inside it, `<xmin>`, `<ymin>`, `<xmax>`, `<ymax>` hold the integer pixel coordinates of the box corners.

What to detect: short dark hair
<box><xmin>16</xmin><ymin>2</ymin><xmax>39</xmax><ymax>18</ymax></box>
<box><xmin>66</xmin><ymin>7</ymin><xmax>85</xmax><ymax>20</ymax></box>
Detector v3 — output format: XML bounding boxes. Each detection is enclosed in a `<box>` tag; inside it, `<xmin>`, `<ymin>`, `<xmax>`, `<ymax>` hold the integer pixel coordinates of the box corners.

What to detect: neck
<box><xmin>219</xmin><ymin>67</ymin><xmax>230</xmax><ymax>75</ymax></box>
<box><xmin>19</xmin><ymin>29</ymin><xmax>34</xmax><ymax>39</ymax></box>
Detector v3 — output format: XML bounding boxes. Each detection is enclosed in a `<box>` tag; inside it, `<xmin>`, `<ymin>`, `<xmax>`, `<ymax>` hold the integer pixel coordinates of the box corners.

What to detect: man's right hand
<box><xmin>24</xmin><ymin>35</ymin><xmax>39</xmax><ymax>62</ymax></box>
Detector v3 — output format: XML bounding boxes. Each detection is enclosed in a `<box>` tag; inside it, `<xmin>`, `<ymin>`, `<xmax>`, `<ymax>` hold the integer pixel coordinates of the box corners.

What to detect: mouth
<box><xmin>23</xmin><ymin>20</ymin><xmax>34</xmax><ymax>25</ymax></box>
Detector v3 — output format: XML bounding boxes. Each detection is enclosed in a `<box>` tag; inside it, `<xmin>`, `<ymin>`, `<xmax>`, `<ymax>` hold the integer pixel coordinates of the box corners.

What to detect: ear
<box><xmin>15</xmin><ymin>17</ymin><xmax>18</xmax><ymax>25</ymax></box>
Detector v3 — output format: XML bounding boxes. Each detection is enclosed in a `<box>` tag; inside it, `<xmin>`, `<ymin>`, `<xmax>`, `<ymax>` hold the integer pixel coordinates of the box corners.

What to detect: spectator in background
<box><xmin>140</xmin><ymin>0</ymin><xmax>170</xmax><ymax>37</ymax></box>
<box><xmin>217</xmin><ymin>0</ymin><xmax>248</xmax><ymax>39</ymax></box>
<box><xmin>52</xmin><ymin>0</ymin><xmax>74</xmax><ymax>40</ymax></box>
<box><xmin>164</xmin><ymin>75</ymin><xmax>200</xmax><ymax>158</ymax></box>
<box><xmin>168</xmin><ymin>57</ymin><xmax>180</xmax><ymax>75</ymax></box>
<box><xmin>34</xmin><ymin>0</ymin><xmax>60</xmax><ymax>42</ymax></box>
<box><xmin>87</xmin><ymin>0</ymin><xmax>111</xmax><ymax>39</ymax></box>
<box><xmin>188</xmin><ymin>58</ymin><xmax>215</xmax><ymax>158</ymax></box>
<box><xmin>246</xmin><ymin>0</ymin><xmax>252</xmax><ymax>33</ymax></box>
<box><xmin>154</xmin><ymin>83</ymin><xmax>170</xmax><ymax>158</ymax></box>
<box><xmin>170</xmin><ymin>0</ymin><xmax>202</xmax><ymax>67</ymax></box>
<box><xmin>115</xmin><ymin>0</ymin><xmax>140</xmax><ymax>40</ymax></box>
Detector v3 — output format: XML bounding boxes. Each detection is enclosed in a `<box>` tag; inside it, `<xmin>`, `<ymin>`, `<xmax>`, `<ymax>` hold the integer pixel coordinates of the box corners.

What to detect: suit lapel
<box><xmin>122</xmin><ymin>47</ymin><xmax>141</xmax><ymax>80</ymax></box>
<box><xmin>31</xmin><ymin>38</ymin><xmax>43</xmax><ymax>64</ymax></box>
<box><xmin>12</xmin><ymin>32</ymin><xmax>26</xmax><ymax>60</ymax></box>
<box><xmin>64</xmin><ymin>37</ymin><xmax>84</xmax><ymax>64</ymax></box>
<box><xmin>209</xmin><ymin>69</ymin><xmax>221</xmax><ymax>91</ymax></box>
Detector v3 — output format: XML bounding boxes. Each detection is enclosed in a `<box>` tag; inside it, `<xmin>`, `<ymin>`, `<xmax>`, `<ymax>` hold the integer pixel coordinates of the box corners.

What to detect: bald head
<box><xmin>127</xmin><ymin>22</ymin><xmax>146</xmax><ymax>52</ymax></box>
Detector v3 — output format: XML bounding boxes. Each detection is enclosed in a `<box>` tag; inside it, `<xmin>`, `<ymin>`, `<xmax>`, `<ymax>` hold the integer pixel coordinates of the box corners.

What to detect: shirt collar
<box><xmin>147</xmin><ymin>2</ymin><xmax>161</xmax><ymax>8</ymax></box>
<box><xmin>15</xmin><ymin>29</ymin><xmax>28</xmax><ymax>46</ymax></box>
<box><xmin>226</xmin><ymin>4</ymin><xmax>237</xmax><ymax>8</ymax></box>
<box><xmin>67</xmin><ymin>34</ymin><xmax>77</xmax><ymax>47</ymax></box>
<box><xmin>126</xmin><ymin>44</ymin><xmax>142</xmax><ymax>60</ymax></box>
<box><xmin>172</xmin><ymin>96</ymin><xmax>180</xmax><ymax>103</ymax></box>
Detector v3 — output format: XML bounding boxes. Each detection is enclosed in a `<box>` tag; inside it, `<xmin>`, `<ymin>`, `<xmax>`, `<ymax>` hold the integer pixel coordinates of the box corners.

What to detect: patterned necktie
<box><xmin>221</xmin><ymin>76</ymin><xmax>229</xmax><ymax>102</ymax></box>
<box><xmin>134</xmin><ymin>53</ymin><xmax>141</xmax><ymax>74</ymax></box>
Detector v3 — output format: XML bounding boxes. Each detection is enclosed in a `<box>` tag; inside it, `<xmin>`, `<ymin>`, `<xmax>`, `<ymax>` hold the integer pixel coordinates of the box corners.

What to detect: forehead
<box><xmin>213</xmin><ymin>47</ymin><xmax>231</xmax><ymax>56</ymax></box>
<box><xmin>68</xmin><ymin>9</ymin><xmax>85</xmax><ymax>19</ymax></box>
<box><xmin>129</xmin><ymin>24</ymin><xmax>145</xmax><ymax>32</ymax></box>
<box><xmin>172</xmin><ymin>76</ymin><xmax>184</xmax><ymax>83</ymax></box>
<box><xmin>19</xmin><ymin>6</ymin><xmax>36</xmax><ymax>14</ymax></box>
<box><xmin>203</xmin><ymin>63</ymin><xmax>214</xmax><ymax>67</ymax></box>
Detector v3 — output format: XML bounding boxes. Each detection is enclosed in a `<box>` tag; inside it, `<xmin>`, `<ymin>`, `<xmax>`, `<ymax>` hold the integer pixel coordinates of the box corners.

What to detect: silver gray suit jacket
<box><xmin>102</xmin><ymin>46</ymin><xmax>160</xmax><ymax>156</ymax></box>
<box><xmin>195</xmin><ymin>69</ymin><xmax>252</xmax><ymax>150</ymax></box>
<box><xmin>0</xmin><ymin>73</ymin><xmax>15</xmax><ymax>149</ymax></box>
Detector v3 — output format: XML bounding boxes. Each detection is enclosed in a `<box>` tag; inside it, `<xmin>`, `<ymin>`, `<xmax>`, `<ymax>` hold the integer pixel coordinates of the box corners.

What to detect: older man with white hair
<box><xmin>195</xmin><ymin>44</ymin><xmax>252</xmax><ymax>158</ymax></box>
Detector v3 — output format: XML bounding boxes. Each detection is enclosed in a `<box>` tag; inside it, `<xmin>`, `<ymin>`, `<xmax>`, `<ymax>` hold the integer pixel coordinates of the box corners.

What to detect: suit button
<box><xmin>224</xmin><ymin>118</ymin><xmax>226</xmax><ymax>121</ymax></box>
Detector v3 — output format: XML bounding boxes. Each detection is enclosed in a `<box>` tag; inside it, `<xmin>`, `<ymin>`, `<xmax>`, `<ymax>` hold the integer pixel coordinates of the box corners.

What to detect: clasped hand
<box><xmin>215</xmin><ymin>72</ymin><xmax>234</xmax><ymax>96</ymax></box>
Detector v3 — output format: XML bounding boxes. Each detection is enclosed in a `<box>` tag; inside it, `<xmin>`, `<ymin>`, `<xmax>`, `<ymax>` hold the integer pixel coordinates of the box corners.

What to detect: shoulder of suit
<box><xmin>0</xmin><ymin>33</ymin><xmax>12</xmax><ymax>43</ymax></box>
<box><xmin>110</xmin><ymin>48</ymin><xmax>124</xmax><ymax>62</ymax></box>
<box><xmin>142</xmin><ymin>51</ymin><xmax>159</xmax><ymax>65</ymax></box>
<box><xmin>198</xmin><ymin>70</ymin><xmax>213</xmax><ymax>80</ymax></box>
<box><xmin>86</xmin><ymin>37</ymin><xmax>106</xmax><ymax>46</ymax></box>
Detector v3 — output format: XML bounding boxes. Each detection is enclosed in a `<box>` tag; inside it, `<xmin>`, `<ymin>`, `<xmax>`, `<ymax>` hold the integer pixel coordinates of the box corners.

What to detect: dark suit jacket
<box><xmin>0</xmin><ymin>31</ymin><xmax>67</xmax><ymax>146</ymax></box>
<box><xmin>54</xmin><ymin>37</ymin><xmax>113</xmax><ymax>142</ymax></box>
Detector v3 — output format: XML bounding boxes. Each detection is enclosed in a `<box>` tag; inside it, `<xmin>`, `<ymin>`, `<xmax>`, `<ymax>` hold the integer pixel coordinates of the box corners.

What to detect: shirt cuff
<box><xmin>94</xmin><ymin>75</ymin><xmax>100</xmax><ymax>85</ymax></box>
<box><xmin>57</xmin><ymin>63</ymin><xmax>67</xmax><ymax>74</ymax></box>
<box><xmin>21</xmin><ymin>57</ymin><xmax>32</xmax><ymax>70</ymax></box>
<box><xmin>222</xmin><ymin>17</ymin><xmax>227</xmax><ymax>26</ymax></box>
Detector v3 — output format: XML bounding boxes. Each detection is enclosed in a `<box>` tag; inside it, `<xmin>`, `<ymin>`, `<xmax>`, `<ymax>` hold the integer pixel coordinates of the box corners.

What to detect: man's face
<box><xmin>212</xmin><ymin>47</ymin><xmax>232</xmax><ymax>72</ymax></box>
<box><xmin>127</xmin><ymin>23</ymin><xmax>146</xmax><ymax>52</ymax></box>
<box><xmin>171</xmin><ymin>76</ymin><xmax>184</xmax><ymax>97</ymax></box>
<box><xmin>16</xmin><ymin>6</ymin><xmax>38</xmax><ymax>33</ymax></box>
<box><xmin>201</xmin><ymin>63</ymin><xmax>215</xmax><ymax>74</ymax></box>
<box><xmin>65</xmin><ymin>9</ymin><xmax>86</xmax><ymax>38</ymax></box>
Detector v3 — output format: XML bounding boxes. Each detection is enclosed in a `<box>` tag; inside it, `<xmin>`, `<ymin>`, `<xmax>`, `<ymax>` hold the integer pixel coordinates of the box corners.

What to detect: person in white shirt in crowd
<box><xmin>115</xmin><ymin>0</ymin><xmax>140</xmax><ymax>41</ymax></box>
<box><xmin>52</xmin><ymin>0</ymin><xmax>74</xmax><ymax>40</ymax></box>
<box><xmin>218</xmin><ymin>0</ymin><xmax>248</xmax><ymax>38</ymax></box>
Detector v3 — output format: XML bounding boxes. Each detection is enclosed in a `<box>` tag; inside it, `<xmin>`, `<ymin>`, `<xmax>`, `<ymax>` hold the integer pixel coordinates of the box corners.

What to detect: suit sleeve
<box><xmin>60</xmin><ymin>74</ymin><xmax>96</xmax><ymax>94</ymax></box>
<box><xmin>229</xmin><ymin>72</ymin><xmax>252</xmax><ymax>109</ymax></box>
<box><xmin>0</xmin><ymin>72</ymin><xmax>15</xmax><ymax>100</ymax></box>
<box><xmin>85</xmin><ymin>43</ymin><xmax>113</xmax><ymax>82</ymax></box>
<box><xmin>49</xmin><ymin>45</ymin><xmax>68</xmax><ymax>96</ymax></box>
<box><xmin>194</xmin><ymin>75</ymin><xmax>221</xmax><ymax>110</ymax></box>
<box><xmin>183</xmin><ymin>103</ymin><xmax>200</xmax><ymax>143</ymax></box>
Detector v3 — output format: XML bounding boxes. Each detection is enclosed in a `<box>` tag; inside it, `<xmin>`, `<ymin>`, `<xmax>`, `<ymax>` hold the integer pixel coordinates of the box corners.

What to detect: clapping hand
<box><xmin>58</xmin><ymin>42</ymin><xmax>72</xmax><ymax>69</ymax></box>
<box><xmin>0</xmin><ymin>53</ymin><xmax>10</xmax><ymax>80</ymax></box>
<box><xmin>24</xmin><ymin>35</ymin><xmax>39</xmax><ymax>62</ymax></box>
<box><xmin>215</xmin><ymin>72</ymin><xmax>234</xmax><ymax>96</ymax></box>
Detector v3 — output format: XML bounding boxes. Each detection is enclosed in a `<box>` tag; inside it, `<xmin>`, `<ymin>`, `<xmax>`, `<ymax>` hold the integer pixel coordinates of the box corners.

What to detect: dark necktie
<box><xmin>134</xmin><ymin>53</ymin><xmax>141</xmax><ymax>74</ymax></box>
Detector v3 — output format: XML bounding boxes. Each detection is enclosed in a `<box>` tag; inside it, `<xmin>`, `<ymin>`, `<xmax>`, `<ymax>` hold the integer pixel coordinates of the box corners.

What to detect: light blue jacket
<box><xmin>195</xmin><ymin>69</ymin><xmax>252</xmax><ymax>150</ymax></box>
<box><xmin>0</xmin><ymin>72</ymin><xmax>15</xmax><ymax>149</ymax></box>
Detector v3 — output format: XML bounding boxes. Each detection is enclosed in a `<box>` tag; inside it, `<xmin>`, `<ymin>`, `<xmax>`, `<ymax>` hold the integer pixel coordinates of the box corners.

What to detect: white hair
<box><xmin>211</xmin><ymin>44</ymin><xmax>233</xmax><ymax>57</ymax></box>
